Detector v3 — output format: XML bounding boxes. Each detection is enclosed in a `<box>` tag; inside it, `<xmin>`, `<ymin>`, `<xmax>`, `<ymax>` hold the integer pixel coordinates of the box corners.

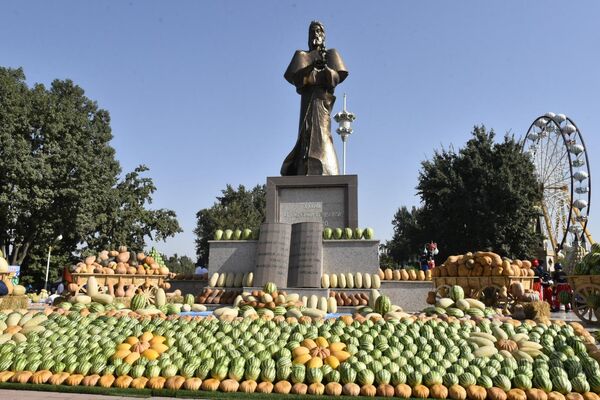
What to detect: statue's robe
<box><xmin>281</xmin><ymin>49</ymin><xmax>348</xmax><ymax>176</ymax></box>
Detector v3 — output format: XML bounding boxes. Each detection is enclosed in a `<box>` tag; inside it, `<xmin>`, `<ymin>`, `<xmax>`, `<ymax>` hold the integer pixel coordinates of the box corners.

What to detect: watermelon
<box><xmin>450</xmin><ymin>285</ymin><xmax>465</xmax><ymax>301</ymax></box>
<box><xmin>130</xmin><ymin>294</ymin><xmax>146</xmax><ymax>311</ymax></box>
<box><xmin>263</xmin><ymin>282</ymin><xmax>277</xmax><ymax>294</ymax></box>
<box><xmin>184</xmin><ymin>293</ymin><xmax>195</xmax><ymax>306</ymax></box>
<box><xmin>375</xmin><ymin>295</ymin><xmax>392</xmax><ymax>315</ymax></box>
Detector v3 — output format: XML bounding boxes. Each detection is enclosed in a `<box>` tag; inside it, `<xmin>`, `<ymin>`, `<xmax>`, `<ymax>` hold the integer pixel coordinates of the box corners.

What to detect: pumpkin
<box><xmin>82</xmin><ymin>374</ymin><xmax>101</xmax><ymax>387</ymax></box>
<box><xmin>114</xmin><ymin>375</ymin><xmax>133</xmax><ymax>389</ymax></box>
<box><xmin>291</xmin><ymin>382</ymin><xmax>308</xmax><ymax>394</ymax></box>
<box><xmin>256</xmin><ymin>381</ymin><xmax>274</xmax><ymax>393</ymax></box>
<box><xmin>566</xmin><ymin>395</ymin><xmax>584</xmax><ymax>400</ymax></box>
<box><xmin>343</xmin><ymin>382</ymin><xmax>361</xmax><ymax>396</ymax></box>
<box><xmin>488</xmin><ymin>388</ymin><xmax>508</xmax><ymax>400</ymax></box>
<box><xmin>32</xmin><ymin>370</ymin><xmax>53</xmax><ymax>384</ymax></box>
<box><xmin>240</xmin><ymin>380</ymin><xmax>257</xmax><ymax>393</ymax></box>
<box><xmin>508</xmin><ymin>389</ymin><xmax>528</xmax><ymax>400</ymax></box>
<box><xmin>431</xmin><ymin>384</ymin><xmax>449</xmax><ymax>399</ymax></box>
<box><xmin>468</xmin><ymin>385</ymin><xmax>487</xmax><ymax>400</ymax></box>
<box><xmin>583</xmin><ymin>394</ymin><xmax>600</xmax><ymax>400</ymax></box>
<box><xmin>49</xmin><ymin>372</ymin><xmax>70</xmax><ymax>385</ymax></box>
<box><xmin>12</xmin><ymin>371</ymin><xmax>33</xmax><ymax>384</ymax></box>
<box><xmin>449</xmin><ymin>384</ymin><xmax>468</xmax><ymax>400</ymax></box>
<box><xmin>393</xmin><ymin>383</ymin><xmax>412</xmax><ymax>398</ymax></box>
<box><xmin>377</xmin><ymin>383</ymin><xmax>395</xmax><ymax>397</ymax></box>
<box><xmin>182</xmin><ymin>377</ymin><xmax>201</xmax><ymax>390</ymax></box>
<box><xmin>526</xmin><ymin>389</ymin><xmax>548</xmax><ymax>400</ymax></box>
<box><xmin>325</xmin><ymin>382</ymin><xmax>342</xmax><ymax>396</ymax></box>
<box><xmin>0</xmin><ymin>372</ymin><xmax>14</xmax><ymax>383</ymax></box>
<box><xmin>274</xmin><ymin>381</ymin><xmax>292</xmax><ymax>394</ymax></box>
<box><xmin>165</xmin><ymin>376</ymin><xmax>185</xmax><ymax>390</ymax></box>
<box><xmin>219</xmin><ymin>379</ymin><xmax>239</xmax><ymax>393</ymax></box>
<box><xmin>548</xmin><ymin>394</ymin><xmax>566</xmax><ymax>400</ymax></box>
<box><xmin>99</xmin><ymin>374</ymin><xmax>115</xmax><ymax>388</ymax></box>
<box><xmin>308</xmin><ymin>383</ymin><xmax>326</xmax><ymax>395</ymax></box>
<box><xmin>413</xmin><ymin>384</ymin><xmax>430</xmax><ymax>399</ymax></box>
<box><xmin>360</xmin><ymin>384</ymin><xmax>377</xmax><ymax>397</ymax></box>
<box><xmin>147</xmin><ymin>376</ymin><xmax>166</xmax><ymax>389</ymax></box>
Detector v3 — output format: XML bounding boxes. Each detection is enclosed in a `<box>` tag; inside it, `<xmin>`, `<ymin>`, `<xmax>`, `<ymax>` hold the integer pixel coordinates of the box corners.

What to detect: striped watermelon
<box><xmin>263</xmin><ymin>282</ymin><xmax>277</xmax><ymax>294</ymax></box>
<box><xmin>130</xmin><ymin>294</ymin><xmax>146</xmax><ymax>311</ymax></box>
<box><xmin>450</xmin><ymin>285</ymin><xmax>465</xmax><ymax>301</ymax></box>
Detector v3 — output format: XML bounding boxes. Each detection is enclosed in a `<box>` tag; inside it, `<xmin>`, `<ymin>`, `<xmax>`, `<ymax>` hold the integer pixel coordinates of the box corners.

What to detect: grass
<box><xmin>0</xmin><ymin>382</ymin><xmax>426</xmax><ymax>399</ymax></box>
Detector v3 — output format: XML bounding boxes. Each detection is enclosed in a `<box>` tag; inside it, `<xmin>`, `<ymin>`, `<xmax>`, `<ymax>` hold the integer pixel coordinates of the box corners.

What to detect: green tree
<box><xmin>386</xmin><ymin>206</ymin><xmax>425</xmax><ymax>265</ymax></box>
<box><xmin>0</xmin><ymin>67</ymin><xmax>181</xmax><ymax>286</ymax></box>
<box><xmin>164</xmin><ymin>253</ymin><xmax>196</xmax><ymax>275</ymax></box>
<box><xmin>415</xmin><ymin>126</ymin><xmax>542</xmax><ymax>261</ymax></box>
<box><xmin>195</xmin><ymin>184</ymin><xmax>266</xmax><ymax>265</ymax></box>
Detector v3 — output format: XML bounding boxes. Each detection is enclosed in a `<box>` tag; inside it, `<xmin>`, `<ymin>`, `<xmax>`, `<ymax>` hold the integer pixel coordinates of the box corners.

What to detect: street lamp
<box><xmin>334</xmin><ymin>94</ymin><xmax>356</xmax><ymax>175</ymax></box>
<box><xmin>44</xmin><ymin>234</ymin><xmax>63</xmax><ymax>292</ymax></box>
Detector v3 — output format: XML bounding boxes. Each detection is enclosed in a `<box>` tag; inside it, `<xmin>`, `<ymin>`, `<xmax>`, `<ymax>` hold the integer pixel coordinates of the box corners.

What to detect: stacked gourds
<box><xmin>321</xmin><ymin>273</ymin><xmax>381</xmax><ymax>289</ymax></box>
<box><xmin>72</xmin><ymin>246</ymin><xmax>170</xmax><ymax>276</ymax></box>
<box><xmin>434</xmin><ymin>252</ymin><xmax>534</xmax><ymax>278</ymax></box>
<box><xmin>380</xmin><ymin>268</ymin><xmax>433</xmax><ymax>281</ymax></box>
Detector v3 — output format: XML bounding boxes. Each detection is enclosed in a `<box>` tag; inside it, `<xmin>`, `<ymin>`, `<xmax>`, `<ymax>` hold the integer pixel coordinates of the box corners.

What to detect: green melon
<box><xmin>450</xmin><ymin>285</ymin><xmax>465</xmax><ymax>301</ymax></box>
<box><xmin>130</xmin><ymin>294</ymin><xmax>146</xmax><ymax>311</ymax></box>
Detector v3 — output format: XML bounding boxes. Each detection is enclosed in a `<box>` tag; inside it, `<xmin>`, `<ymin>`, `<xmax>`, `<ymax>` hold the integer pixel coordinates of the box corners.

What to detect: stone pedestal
<box><xmin>208</xmin><ymin>240</ymin><xmax>257</xmax><ymax>275</ymax></box>
<box><xmin>288</xmin><ymin>222</ymin><xmax>323</xmax><ymax>287</ymax></box>
<box><xmin>254</xmin><ymin>223</ymin><xmax>292</xmax><ymax>288</ymax></box>
<box><xmin>266</xmin><ymin>175</ymin><xmax>358</xmax><ymax>228</ymax></box>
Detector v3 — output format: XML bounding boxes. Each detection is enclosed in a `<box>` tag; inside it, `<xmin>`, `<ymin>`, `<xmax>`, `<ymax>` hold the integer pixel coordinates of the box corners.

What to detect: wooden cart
<box><xmin>70</xmin><ymin>273</ymin><xmax>168</xmax><ymax>296</ymax></box>
<box><xmin>567</xmin><ymin>275</ymin><xmax>600</xmax><ymax>325</ymax></box>
<box><xmin>433</xmin><ymin>275</ymin><xmax>534</xmax><ymax>310</ymax></box>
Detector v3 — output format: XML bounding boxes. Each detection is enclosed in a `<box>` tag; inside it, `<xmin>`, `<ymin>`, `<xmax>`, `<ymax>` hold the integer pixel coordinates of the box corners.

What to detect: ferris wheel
<box><xmin>522</xmin><ymin>113</ymin><xmax>593</xmax><ymax>253</ymax></box>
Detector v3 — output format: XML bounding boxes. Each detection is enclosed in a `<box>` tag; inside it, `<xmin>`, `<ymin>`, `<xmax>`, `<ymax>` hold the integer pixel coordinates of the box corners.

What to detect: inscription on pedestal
<box><xmin>288</xmin><ymin>222</ymin><xmax>323</xmax><ymax>288</ymax></box>
<box><xmin>254</xmin><ymin>223</ymin><xmax>291</xmax><ymax>288</ymax></box>
<box><xmin>279</xmin><ymin>187</ymin><xmax>345</xmax><ymax>227</ymax></box>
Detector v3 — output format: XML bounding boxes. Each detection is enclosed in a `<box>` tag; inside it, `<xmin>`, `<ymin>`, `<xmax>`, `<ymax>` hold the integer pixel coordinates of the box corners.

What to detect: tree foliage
<box><xmin>195</xmin><ymin>184</ymin><xmax>266</xmax><ymax>265</ymax></box>
<box><xmin>163</xmin><ymin>253</ymin><xmax>196</xmax><ymax>275</ymax></box>
<box><xmin>386</xmin><ymin>206</ymin><xmax>425</xmax><ymax>265</ymax></box>
<box><xmin>414</xmin><ymin>126</ymin><xmax>541</xmax><ymax>261</ymax></box>
<box><xmin>0</xmin><ymin>67</ymin><xmax>181</xmax><ymax>286</ymax></box>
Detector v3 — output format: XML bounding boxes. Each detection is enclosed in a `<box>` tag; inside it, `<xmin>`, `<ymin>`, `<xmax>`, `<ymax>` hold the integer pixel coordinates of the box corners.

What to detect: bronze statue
<box><xmin>281</xmin><ymin>21</ymin><xmax>348</xmax><ymax>176</ymax></box>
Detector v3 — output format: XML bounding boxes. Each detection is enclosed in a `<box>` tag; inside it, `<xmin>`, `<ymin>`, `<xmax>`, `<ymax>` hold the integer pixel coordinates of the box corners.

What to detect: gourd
<box><xmin>201</xmin><ymin>378</ymin><xmax>220</xmax><ymax>391</ymax></box>
<box><xmin>343</xmin><ymin>383</ymin><xmax>361</xmax><ymax>396</ymax></box>
<box><xmin>467</xmin><ymin>385</ymin><xmax>487</xmax><ymax>400</ymax></box>
<box><xmin>566</xmin><ymin>395</ymin><xmax>584</xmax><ymax>400</ymax></box>
<box><xmin>431</xmin><ymin>384</ymin><xmax>449</xmax><ymax>399</ymax></box>
<box><xmin>487</xmin><ymin>388</ymin><xmax>508</xmax><ymax>400</ymax></box>
<box><xmin>82</xmin><ymin>375</ymin><xmax>101</xmax><ymax>387</ymax></box>
<box><xmin>292</xmin><ymin>382</ymin><xmax>308</xmax><ymax>394</ymax></box>
<box><xmin>412</xmin><ymin>385</ymin><xmax>430</xmax><ymax>398</ymax></box>
<box><xmin>508</xmin><ymin>389</ymin><xmax>528</xmax><ymax>400</ymax></box>
<box><xmin>99</xmin><ymin>374</ymin><xmax>116</xmax><ymax>388</ymax></box>
<box><xmin>308</xmin><ymin>382</ymin><xmax>326</xmax><ymax>395</ymax></box>
<box><xmin>449</xmin><ymin>384</ymin><xmax>468</xmax><ymax>400</ymax></box>
<box><xmin>240</xmin><ymin>380</ymin><xmax>258</xmax><ymax>393</ymax></box>
<box><xmin>325</xmin><ymin>382</ymin><xmax>343</xmax><ymax>396</ymax></box>
<box><xmin>219</xmin><ymin>379</ymin><xmax>239</xmax><ymax>392</ymax></box>
<box><xmin>274</xmin><ymin>381</ymin><xmax>292</xmax><ymax>394</ymax></box>
<box><xmin>376</xmin><ymin>383</ymin><xmax>395</xmax><ymax>397</ymax></box>
<box><xmin>87</xmin><ymin>276</ymin><xmax>99</xmax><ymax>296</ymax></box>
<box><xmin>256</xmin><ymin>381</ymin><xmax>274</xmax><ymax>393</ymax></box>
<box><xmin>360</xmin><ymin>384</ymin><xmax>377</xmax><ymax>397</ymax></box>
<box><xmin>395</xmin><ymin>383</ymin><xmax>413</xmax><ymax>398</ymax></box>
<box><xmin>183</xmin><ymin>377</ymin><xmax>202</xmax><ymax>390</ymax></box>
<box><xmin>114</xmin><ymin>375</ymin><xmax>133</xmax><ymax>388</ymax></box>
<box><xmin>526</xmin><ymin>389</ymin><xmax>548</xmax><ymax>400</ymax></box>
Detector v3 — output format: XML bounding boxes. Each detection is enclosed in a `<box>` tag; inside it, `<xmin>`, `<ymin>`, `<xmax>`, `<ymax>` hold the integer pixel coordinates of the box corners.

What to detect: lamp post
<box><xmin>44</xmin><ymin>234</ymin><xmax>62</xmax><ymax>292</ymax></box>
<box><xmin>334</xmin><ymin>94</ymin><xmax>356</xmax><ymax>175</ymax></box>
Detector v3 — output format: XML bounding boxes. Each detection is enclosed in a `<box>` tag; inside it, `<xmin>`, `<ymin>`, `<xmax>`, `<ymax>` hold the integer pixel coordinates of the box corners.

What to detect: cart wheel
<box><xmin>137</xmin><ymin>286</ymin><xmax>157</xmax><ymax>305</ymax></box>
<box><xmin>572</xmin><ymin>285</ymin><xmax>600</xmax><ymax>325</ymax></box>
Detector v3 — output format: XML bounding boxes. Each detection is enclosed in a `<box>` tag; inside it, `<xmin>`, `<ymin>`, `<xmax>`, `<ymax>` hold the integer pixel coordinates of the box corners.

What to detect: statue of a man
<box><xmin>281</xmin><ymin>21</ymin><xmax>348</xmax><ymax>176</ymax></box>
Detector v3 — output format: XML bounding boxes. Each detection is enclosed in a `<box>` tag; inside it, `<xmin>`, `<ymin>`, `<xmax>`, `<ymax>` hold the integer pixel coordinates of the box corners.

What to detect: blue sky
<box><xmin>2</xmin><ymin>1</ymin><xmax>600</xmax><ymax>259</ymax></box>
